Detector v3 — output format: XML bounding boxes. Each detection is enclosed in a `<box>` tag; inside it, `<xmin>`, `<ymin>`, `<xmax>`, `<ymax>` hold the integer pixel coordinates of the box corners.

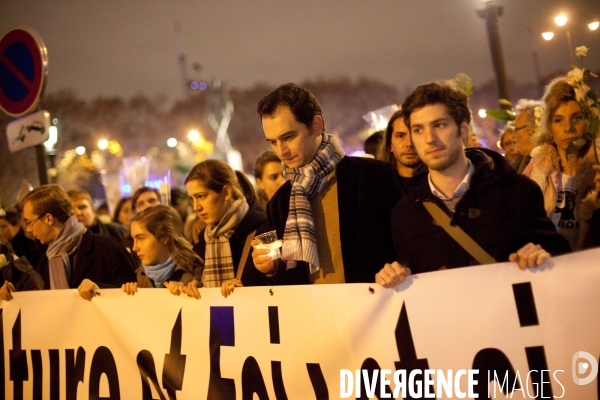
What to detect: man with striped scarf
<box><xmin>252</xmin><ymin>83</ymin><xmax>406</xmax><ymax>285</ymax></box>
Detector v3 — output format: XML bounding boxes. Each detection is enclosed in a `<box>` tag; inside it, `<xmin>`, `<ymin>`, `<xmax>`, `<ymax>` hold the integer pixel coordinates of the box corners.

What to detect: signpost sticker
<box><xmin>6</xmin><ymin>109</ymin><xmax>50</xmax><ymax>153</ymax></box>
<box><xmin>0</xmin><ymin>27</ymin><xmax>48</xmax><ymax>118</ymax></box>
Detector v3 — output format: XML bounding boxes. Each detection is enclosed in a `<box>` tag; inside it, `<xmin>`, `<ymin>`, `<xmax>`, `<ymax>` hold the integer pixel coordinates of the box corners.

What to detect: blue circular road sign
<box><xmin>0</xmin><ymin>27</ymin><xmax>48</xmax><ymax>118</ymax></box>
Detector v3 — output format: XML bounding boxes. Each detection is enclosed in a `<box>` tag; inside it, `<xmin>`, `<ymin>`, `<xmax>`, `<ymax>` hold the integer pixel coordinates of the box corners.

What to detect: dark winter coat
<box><xmin>266</xmin><ymin>156</ymin><xmax>403</xmax><ymax>284</ymax></box>
<box><xmin>38</xmin><ymin>230</ymin><xmax>137</xmax><ymax>289</ymax></box>
<box><xmin>392</xmin><ymin>148</ymin><xmax>572</xmax><ymax>274</ymax></box>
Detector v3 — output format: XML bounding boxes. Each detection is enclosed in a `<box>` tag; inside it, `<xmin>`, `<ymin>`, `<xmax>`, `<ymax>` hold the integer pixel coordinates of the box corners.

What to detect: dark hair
<box><xmin>378</xmin><ymin>109</ymin><xmax>404</xmax><ymax>165</ymax></box>
<box><xmin>257</xmin><ymin>83</ymin><xmax>325</xmax><ymax>131</ymax></box>
<box><xmin>112</xmin><ymin>197</ymin><xmax>131</xmax><ymax>223</ymax></box>
<box><xmin>130</xmin><ymin>205</ymin><xmax>201</xmax><ymax>275</ymax></box>
<box><xmin>170</xmin><ymin>188</ymin><xmax>187</xmax><ymax>207</ymax></box>
<box><xmin>20</xmin><ymin>185</ymin><xmax>73</xmax><ymax>223</ymax></box>
<box><xmin>0</xmin><ymin>209</ymin><xmax>20</xmax><ymax>226</ymax></box>
<box><xmin>364</xmin><ymin>131</ymin><xmax>383</xmax><ymax>157</ymax></box>
<box><xmin>184</xmin><ymin>159</ymin><xmax>244</xmax><ymax>200</ymax></box>
<box><xmin>253</xmin><ymin>150</ymin><xmax>281</xmax><ymax>179</ymax></box>
<box><xmin>132</xmin><ymin>187</ymin><xmax>159</xmax><ymax>212</ymax></box>
<box><xmin>402</xmin><ymin>81</ymin><xmax>471</xmax><ymax>128</ymax></box>
<box><xmin>235</xmin><ymin>170</ymin><xmax>257</xmax><ymax>205</ymax></box>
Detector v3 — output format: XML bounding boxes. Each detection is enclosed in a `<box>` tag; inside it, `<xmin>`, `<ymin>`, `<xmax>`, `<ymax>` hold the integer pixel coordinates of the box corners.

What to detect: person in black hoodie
<box><xmin>376</xmin><ymin>81</ymin><xmax>571</xmax><ymax>287</ymax></box>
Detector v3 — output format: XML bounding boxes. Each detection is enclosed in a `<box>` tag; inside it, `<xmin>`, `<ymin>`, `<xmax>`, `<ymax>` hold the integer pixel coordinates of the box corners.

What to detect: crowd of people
<box><xmin>0</xmin><ymin>68</ymin><xmax>599</xmax><ymax>301</ymax></box>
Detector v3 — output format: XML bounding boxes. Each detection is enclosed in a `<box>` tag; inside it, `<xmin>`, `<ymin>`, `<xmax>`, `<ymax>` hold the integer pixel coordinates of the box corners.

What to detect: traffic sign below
<box><xmin>0</xmin><ymin>27</ymin><xmax>48</xmax><ymax>118</ymax></box>
<box><xmin>6</xmin><ymin>109</ymin><xmax>50</xmax><ymax>153</ymax></box>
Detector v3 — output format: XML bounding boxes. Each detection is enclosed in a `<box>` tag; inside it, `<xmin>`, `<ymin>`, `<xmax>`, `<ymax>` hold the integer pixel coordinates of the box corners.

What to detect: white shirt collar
<box><xmin>428</xmin><ymin>160</ymin><xmax>474</xmax><ymax>201</ymax></box>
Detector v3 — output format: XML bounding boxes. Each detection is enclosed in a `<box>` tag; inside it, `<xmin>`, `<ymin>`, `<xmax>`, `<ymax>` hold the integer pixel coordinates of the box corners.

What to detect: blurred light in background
<box><xmin>542</xmin><ymin>32</ymin><xmax>555</xmax><ymax>40</ymax></box>
<box><xmin>188</xmin><ymin>130</ymin><xmax>200</xmax><ymax>141</ymax></box>
<box><xmin>555</xmin><ymin>15</ymin><xmax>567</xmax><ymax>26</ymax></box>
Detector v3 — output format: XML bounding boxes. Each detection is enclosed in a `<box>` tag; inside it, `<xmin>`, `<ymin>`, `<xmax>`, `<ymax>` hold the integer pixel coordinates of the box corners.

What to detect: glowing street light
<box><xmin>98</xmin><ymin>139</ymin><xmax>108</xmax><ymax>150</ymax></box>
<box><xmin>188</xmin><ymin>130</ymin><xmax>200</xmax><ymax>142</ymax></box>
<box><xmin>167</xmin><ymin>138</ymin><xmax>178</xmax><ymax>148</ymax></box>
<box><xmin>555</xmin><ymin>15</ymin><xmax>568</xmax><ymax>27</ymax></box>
<box><xmin>542</xmin><ymin>32</ymin><xmax>555</xmax><ymax>40</ymax></box>
<box><xmin>75</xmin><ymin>146</ymin><xmax>86</xmax><ymax>155</ymax></box>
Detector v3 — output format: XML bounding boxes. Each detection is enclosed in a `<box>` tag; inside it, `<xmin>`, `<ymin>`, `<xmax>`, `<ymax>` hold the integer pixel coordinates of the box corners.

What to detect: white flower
<box><xmin>575</xmin><ymin>46</ymin><xmax>589</xmax><ymax>58</ymax></box>
<box><xmin>566</xmin><ymin>68</ymin><xmax>584</xmax><ymax>86</ymax></box>
<box><xmin>0</xmin><ymin>254</ymin><xmax>8</xmax><ymax>269</ymax></box>
<box><xmin>575</xmin><ymin>87</ymin><xmax>589</xmax><ymax>103</ymax></box>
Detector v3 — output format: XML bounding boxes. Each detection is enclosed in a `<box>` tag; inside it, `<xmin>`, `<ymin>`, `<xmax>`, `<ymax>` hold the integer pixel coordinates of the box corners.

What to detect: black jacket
<box><xmin>392</xmin><ymin>148</ymin><xmax>572</xmax><ymax>273</ymax></box>
<box><xmin>38</xmin><ymin>230</ymin><xmax>137</xmax><ymax>289</ymax></box>
<box><xmin>193</xmin><ymin>200</ymin><xmax>269</xmax><ymax>286</ymax></box>
<box><xmin>10</xmin><ymin>228</ymin><xmax>46</xmax><ymax>272</ymax></box>
<box><xmin>91</xmin><ymin>219</ymin><xmax>128</xmax><ymax>243</ymax></box>
<box><xmin>266</xmin><ymin>156</ymin><xmax>403</xmax><ymax>284</ymax></box>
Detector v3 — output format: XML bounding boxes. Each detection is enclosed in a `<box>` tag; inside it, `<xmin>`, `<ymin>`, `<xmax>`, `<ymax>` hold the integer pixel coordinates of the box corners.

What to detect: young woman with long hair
<box><xmin>77</xmin><ymin>204</ymin><xmax>202</xmax><ymax>297</ymax></box>
<box><xmin>184</xmin><ymin>159</ymin><xmax>268</xmax><ymax>298</ymax></box>
<box><xmin>121</xmin><ymin>204</ymin><xmax>202</xmax><ymax>295</ymax></box>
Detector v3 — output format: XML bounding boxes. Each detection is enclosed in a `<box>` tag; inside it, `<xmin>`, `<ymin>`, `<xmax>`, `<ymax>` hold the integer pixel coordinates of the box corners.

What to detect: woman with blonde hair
<box><xmin>524</xmin><ymin>76</ymin><xmax>600</xmax><ymax>250</ymax></box>
<box><xmin>184</xmin><ymin>159</ymin><xmax>268</xmax><ymax>298</ymax></box>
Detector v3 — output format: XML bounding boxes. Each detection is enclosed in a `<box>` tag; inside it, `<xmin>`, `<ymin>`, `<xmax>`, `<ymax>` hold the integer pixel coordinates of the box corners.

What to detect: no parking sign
<box><xmin>0</xmin><ymin>27</ymin><xmax>48</xmax><ymax>118</ymax></box>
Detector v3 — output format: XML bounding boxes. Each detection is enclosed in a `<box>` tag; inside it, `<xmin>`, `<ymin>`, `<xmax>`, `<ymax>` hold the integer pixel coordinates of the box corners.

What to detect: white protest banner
<box><xmin>1</xmin><ymin>248</ymin><xmax>599</xmax><ymax>399</ymax></box>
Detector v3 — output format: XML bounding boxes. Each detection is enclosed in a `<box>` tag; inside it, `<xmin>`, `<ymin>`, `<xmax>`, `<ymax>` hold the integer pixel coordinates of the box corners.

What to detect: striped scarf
<box><xmin>282</xmin><ymin>133</ymin><xmax>345</xmax><ymax>273</ymax></box>
<box><xmin>46</xmin><ymin>215</ymin><xmax>87</xmax><ymax>289</ymax></box>
<box><xmin>202</xmin><ymin>198</ymin><xmax>249</xmax><ymax>288</ymax></box>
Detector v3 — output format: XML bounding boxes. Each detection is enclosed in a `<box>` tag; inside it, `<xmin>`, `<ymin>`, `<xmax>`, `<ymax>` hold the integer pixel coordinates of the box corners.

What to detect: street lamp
<box><xmin>476</xmin><ymin>1</ymin><xmax>511</xmax><ymax>104</ymax></box>
<box><xmin>554</xmin><ymin>14</ymin><xmax>576</xmax><ymax>66</ymax></box>
<box><xmin>542</xmin><ymin>32</ymin><xmax>555</xmax><ymax>40</ymax></box>
<box><xmin>542</xmin><ymin>13</ymin><xmax>599</xmax><ymax>65</ymax></box>
<box><xmin>555</xmin><ymin>15</ymin><xmax>568</xmax><ymax>27</ymax></box>
<box><xmin>188</xmin><ymin>130</ymin><xmax>200</xmax><ymax>142</ymax></box>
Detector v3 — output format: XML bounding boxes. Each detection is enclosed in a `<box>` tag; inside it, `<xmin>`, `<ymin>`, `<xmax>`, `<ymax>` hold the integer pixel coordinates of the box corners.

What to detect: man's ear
<box><xmin>312</xmin><ymin>115</ymin><xmax>324</xmax><ymax>136</ymax></box>
<box><xmin>460</xmin><ymin>122</ymin><xmax>470</xmax><ymax>141</ymax></box>
<box><xmin>46</xmin><ymin>213</ymin><xmax>55</xmax><ymax>226</ymax></box>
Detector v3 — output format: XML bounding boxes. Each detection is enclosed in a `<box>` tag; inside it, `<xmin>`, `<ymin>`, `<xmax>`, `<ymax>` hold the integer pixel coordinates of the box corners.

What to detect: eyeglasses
<box><xmin>24</xmin><ymin>215</ymin><xmax>44</xmax><ymax>228</ymax></box>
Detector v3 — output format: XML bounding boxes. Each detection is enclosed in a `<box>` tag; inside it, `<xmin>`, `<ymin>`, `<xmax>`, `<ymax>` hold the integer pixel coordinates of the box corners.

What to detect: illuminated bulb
<box><xmin>542</xmin><ymin>32</ymin><xmax>554</xmax><ymax>41</ymax></box>
<box><xmin>478</xmin><ymin>109</ymin><xmax>487</xmax><ymax>118</ymax></box>
<box><xmin>167</xmin><ymin>138</ymin><xmax>178</xmax><ymax>148</ymax></box>
<box><xmin>76</xmin><ymin>146</ymin><xmax>86</xmax><ymax>155</ymax></box>
<box><xmin>555</xmin><ymin>15</ymin><xmax>567</xmax><ymax>27</ymax></box>
<box><xmin>589</xmin><ymin>21</ymin><xmax>599</xmax><ymax>31</ymax></box>
<box><xmin>98</xmin><ymin>139</ymin><xmax>108</xmax><ymax>150</ymax></box>
<box><xmin>188</xmin><ymin>130</ymin><xmax>200</xmax><ymax>141</ymax></box>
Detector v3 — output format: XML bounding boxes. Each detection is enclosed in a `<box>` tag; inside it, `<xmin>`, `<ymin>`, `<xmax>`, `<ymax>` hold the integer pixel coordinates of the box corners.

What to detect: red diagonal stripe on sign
<box><xmin>0</xmin><ymin>52</ymin><xmax>34</xmax><ymax>92</ymax></box>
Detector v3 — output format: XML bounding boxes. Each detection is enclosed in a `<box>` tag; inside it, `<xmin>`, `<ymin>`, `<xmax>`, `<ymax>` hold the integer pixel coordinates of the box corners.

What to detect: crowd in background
<box><xmin>0</xmin><ymin>66</ymin><xmax>599</xmax><ymax>301</ymax></box>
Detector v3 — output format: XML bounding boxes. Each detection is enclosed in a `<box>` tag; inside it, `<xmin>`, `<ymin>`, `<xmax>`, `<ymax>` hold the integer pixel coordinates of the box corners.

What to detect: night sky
<box><xmin>2</xmin><ymin>0</ymin><xmax>600</xmax><ymax>103</ymax></box>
